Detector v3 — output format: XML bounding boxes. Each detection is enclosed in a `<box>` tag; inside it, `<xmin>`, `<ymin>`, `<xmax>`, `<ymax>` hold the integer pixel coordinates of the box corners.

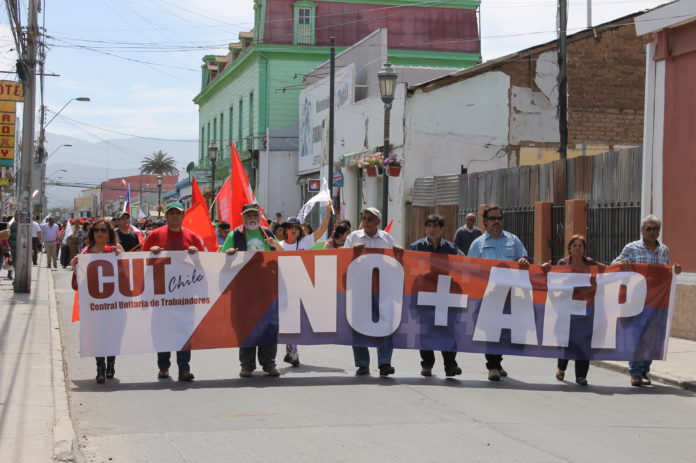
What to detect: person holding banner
<box><xmin>344</xmin><ymin>207</ymin><xmax>403</xmax><ymax>377</ymax></box>
<box><xmin>408</xmin><ymin>214</ymin><xmax>464</xmax><ymax>377</ymax></box>
<box><xmin>276</xmin><ymin>202</ymin><xmax>333</xmax><ymax>367</ymax></box>
<box><xmin>220</xmin><ymin>202</ymin><xmax>281</xmax><ymax>377</ymax></box>
<box><xmin>142</xmin><ymin>202</ymin><xmax>205</xmax><ymax>382</ymax></box>
<box><xmin>468</xmin><ymin>205</ymin><xmax>529</xmax><ymax>382</ymax></box>
<box><xmin>613</xmin><ymin>215</ymin><xmax>681</xmax><ymax>387</ymax></box>
<box><xmin>549</xmin><ymin>234</ymin><xmax>604</xmax><ymax>386</ymax></box>
<box><xmin>70</xmin><ymin>219</ymin><xmax>124</xmax><ymax>383</ymax></box>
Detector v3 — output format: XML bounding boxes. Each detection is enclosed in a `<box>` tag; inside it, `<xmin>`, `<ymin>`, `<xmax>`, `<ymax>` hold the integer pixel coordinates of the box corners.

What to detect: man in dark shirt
<box><xmin>114</xmin><ymin>212</ymin><xmax>142</xmax><ymax>252</ymax></box>
<box><xmin>408</xmin><ymin>214</ymin><xmax>463</xmax><ymax>377</ymax></box>
<box><xmin>453</xmin><ymin>213</ymin><xmax>482</xmax><ymax>255</ymax></box>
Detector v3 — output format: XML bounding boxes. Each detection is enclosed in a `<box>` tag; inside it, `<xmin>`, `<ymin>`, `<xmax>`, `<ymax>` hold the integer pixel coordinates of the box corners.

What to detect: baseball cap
<box><xmin>281</xmin><ymin>216</ymin><xmax>301</xmax><ymax>227</ymax></box>
<box><xmin>165</xmin><ymin>201</ymin><xmax>185</xmax><ymax>212</ymax></box>
<box><xmin>241</xmin><ymin>203</ymin><xmax>261</xmax><ymax>214</ymax></box>
<box><xmin>115</xmin><ymin>211</ymin><xmax>130</xmax><ymax>219</ymax></box>
<box><xmin>361</xmin><ymin>207</ymin><xmax>382</xmax><ymax>222</ymax></box>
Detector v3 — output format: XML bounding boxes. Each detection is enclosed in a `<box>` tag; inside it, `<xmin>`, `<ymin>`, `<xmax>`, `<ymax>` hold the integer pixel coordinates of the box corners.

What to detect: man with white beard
<box><xmin>220</xmin><ymin>203</ymin><xmax>281</xmax><ymax>377</ymax></box>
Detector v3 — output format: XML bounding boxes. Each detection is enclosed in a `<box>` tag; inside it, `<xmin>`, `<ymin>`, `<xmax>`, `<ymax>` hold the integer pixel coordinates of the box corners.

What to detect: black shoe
<box><xmin>445</xmin><ymin>366</ymin><xmax>462</xmax><ymax>377</ymax></box>
<box><xmin>488</xmin><ymin>369</ymin><xmax>501</xmax><ymax>381</ymax></box>
<box><xmin>96</xmin><ymin>367</ymin><xmax>106</xmax><ymax>384</ymax></box>
<box><xmin>421</xmin><ymin>367</ymin><xmax>432</xmax><ymax>377</ymax></box>
<box><xmin>106</xmin><ymin>359</ymin><xmax>115</xmax><ymax>379</ymax></box>
<box><xmin>499</xmin><ymin>367</ymin><xmax>508</xmax><ymax>377</ymax></box>
<box><xmin>641</xmin><ymin>373</ymin><xmax>651</xmax><ymax>385</ymax></box>
<box><xmin>379</xmin><ymin>364</ymin><xmax>395</xmax><ymax>377</ymax></box>
<box><xmin>157</xmin><ymin>368</ymin><xmax>169</xmax><ymax>379</ymax></box>
<box><xmin>178</xmin><ymin>370</ymin><xmax>195</xmax><ymax>382</ymax></box>
<box><xmin>355</xmin><ymin>366</ymin><xmax>370</xmax><ymax>376</ymax></box>
<box><xmin>283</xmin><ymin>351</ymin><xmax>300</xmax><ymax>367</ymax></box>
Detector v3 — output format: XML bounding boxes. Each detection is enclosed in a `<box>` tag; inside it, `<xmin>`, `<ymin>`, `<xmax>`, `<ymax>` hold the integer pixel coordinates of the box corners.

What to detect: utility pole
<box><xmin>15</xmin><ymin>0</ymin><xmax>39</xmax><ymax>293</ymax></box>
<box><xmin>587</xmin><ymin>0</ymin><xmax>592</xmax><ymax>29</ymax></box>
<box><xmin>558</xmin><ymin>0</ymin><xmax>568</xmax><ymax>160</ymax></box>
<box><xmin>327</xmin><ymin>37</ymin><xmax>335</xmax><ymax>233</ymax></box>
<box><xmin>36</xmin><ymin>0</ymin><xmax>47</xmax><ymax>216</ymax></box>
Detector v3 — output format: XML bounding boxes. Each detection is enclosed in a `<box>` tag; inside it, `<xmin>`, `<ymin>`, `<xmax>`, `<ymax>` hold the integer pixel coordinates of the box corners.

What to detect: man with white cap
<box><xmin>343</xmin><ymin>207</ymin><xmax>403</xmax><ymax>376</ymax></box>
<box><xmin>143</xmin><ymin>201</ymin><xmax>205</xmax><ymax>382</ymax></box>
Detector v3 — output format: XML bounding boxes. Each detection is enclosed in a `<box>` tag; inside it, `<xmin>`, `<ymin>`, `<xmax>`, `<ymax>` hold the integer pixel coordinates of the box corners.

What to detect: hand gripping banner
<box><xmin>75</xmin><ymin>249</ymin><xmax>677</xmax><ymax>360</ymax></box>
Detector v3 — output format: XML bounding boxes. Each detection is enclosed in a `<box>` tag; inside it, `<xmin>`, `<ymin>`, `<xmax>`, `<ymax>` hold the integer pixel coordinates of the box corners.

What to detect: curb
<box><xmin>47</xmin><ymin>269</ymin><xmax>84</xmax><ymax>462</ymax></box>
<box><xmin>592</xmin><ymin>360</ymin><xmax>696</xmax><ymax>392</ymax></box>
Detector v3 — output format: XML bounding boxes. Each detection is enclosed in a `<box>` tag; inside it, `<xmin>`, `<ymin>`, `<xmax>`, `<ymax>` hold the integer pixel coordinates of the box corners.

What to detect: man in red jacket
<box><xmin>143</xmin><ymin>201</ymin><xmax>204</xmax><ymax>382</ymax></box>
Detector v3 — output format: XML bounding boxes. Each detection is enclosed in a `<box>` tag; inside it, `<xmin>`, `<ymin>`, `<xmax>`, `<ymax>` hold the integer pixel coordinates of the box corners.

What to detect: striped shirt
<box><xmin>612</xmin><ymin>239</ymin><xmax>670</xmax><ymax>265</ymax></box>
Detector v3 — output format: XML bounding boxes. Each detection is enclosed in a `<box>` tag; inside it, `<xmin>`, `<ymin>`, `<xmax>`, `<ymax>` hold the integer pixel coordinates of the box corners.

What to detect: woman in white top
<box><xmin>277</xmin><ymin>201</ymin><xmax>333</xmax><ymax>366</ymax></box>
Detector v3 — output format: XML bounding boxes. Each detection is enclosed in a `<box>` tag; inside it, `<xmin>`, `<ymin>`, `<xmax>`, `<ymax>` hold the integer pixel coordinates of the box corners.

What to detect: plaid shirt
<box><xmin>612</xmin><ymin>239</ymin><xmax>670</xmax><ymax>265</ymax></box>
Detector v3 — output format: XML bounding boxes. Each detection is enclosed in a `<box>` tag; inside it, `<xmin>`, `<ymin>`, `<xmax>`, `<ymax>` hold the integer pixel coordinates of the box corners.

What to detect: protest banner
<box><xmin>75</xmin><ymin>249</ymin><xmax>676</xmax><ymax>361</ymax></box>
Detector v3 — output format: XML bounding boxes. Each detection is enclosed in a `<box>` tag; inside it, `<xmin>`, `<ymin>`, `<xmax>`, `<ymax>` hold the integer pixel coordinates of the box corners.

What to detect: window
<box><xmin>200</xmin><ymin>127</ymin><xmax>205</xmax><ymax>164</ymax></box>
<box><xmin>238</xmin><ymin>100</ymin><xmax>243</xmax><ymax>149</ymax></box>
<box><xmin>229</xmin><ymin>107</ymin><xmax>234</xmax><ymax>149</ymax></box>
<box><xmin>206</xmin><ymin>122</ymin><xmax>211</xmax><ymax>166</ymax></box>
<box><xmin>293</xmin><ymin>2</ymin><xmax>315</xmax><ymax>45</ymax></box>
<box><xmin>219</xmin><ymin>112</ymin><xmax>224</xmax><ymax>153</ymax></box>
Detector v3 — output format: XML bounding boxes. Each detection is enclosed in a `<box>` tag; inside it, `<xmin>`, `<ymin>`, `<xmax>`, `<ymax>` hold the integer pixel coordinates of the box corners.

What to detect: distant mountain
<box><xmin>44</xmin><ymin>133</ymin><xmax>197</xmax><ymax>208</ymax></box>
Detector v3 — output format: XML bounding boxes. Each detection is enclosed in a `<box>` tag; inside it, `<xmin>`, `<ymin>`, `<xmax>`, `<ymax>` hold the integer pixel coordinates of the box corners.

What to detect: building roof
<box><xmin>635</xmin><ymin>0</ymin><xmax>696</xmax><ymax>35</ymax></box>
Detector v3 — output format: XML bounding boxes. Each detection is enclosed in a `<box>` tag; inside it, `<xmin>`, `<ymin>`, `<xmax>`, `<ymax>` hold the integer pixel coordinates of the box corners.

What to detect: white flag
<box><xmin>138</xmin><ymin>208</ymin><xmax>147</xmax><ymax>221</ymax></box>
<box><xmin>297</xmin><ymin>178</ymin><xmax>331</xmax><ymax>223</ymax></box>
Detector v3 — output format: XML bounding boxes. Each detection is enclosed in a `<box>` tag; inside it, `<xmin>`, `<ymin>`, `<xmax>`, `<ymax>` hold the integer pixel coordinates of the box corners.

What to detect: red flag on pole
<box><xmin>183</xmin><ymin>178</ymin><xmax>218</xmax><ymax>252</ymax></box>
<box><xmin>214</xmin><ymin>177</ymin><xmax>232</xmax><ymax>224</ymax></box>
<box><xmin>228</xmin><ymin>142</ymin><xmax>269</xmax><ymax>229</ymax></box>
<box><xmin>384</xmin><ymin>219</ymin><xmax>394</xmax><ymax>234</ymax></box>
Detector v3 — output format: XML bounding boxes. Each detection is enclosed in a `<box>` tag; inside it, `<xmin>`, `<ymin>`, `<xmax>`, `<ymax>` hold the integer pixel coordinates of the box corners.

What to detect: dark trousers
<box><xmin>96</xmin><ymin>356</ymin><xmax>115</xmax><ymax>369</ymax></box>
<box><xmin>485</xmin><ymin>354</ymin><xmax>503</xmax><ymax>370</ymax></box>
<box><xmin>157</xmin><ymin>351</ymin><xmax>191</xmax><ymax>371</ymax></box>
<box><xmin>31</xmin><ymin>238</ymin><xmax>40</xmax><ymax>265</ymax></box>
<box><xmin>60</xmin><ymin>245</ymin><xmax>70</xmax><ymax>268</ymax></box>
<box><xmin>240</xmin><ymin>344</ymin><xmax>277</xmax><ymax>370</ymax></box>
<box><xmin>557</xmin><ymin>359</ymin><xmax>590</xmax><ymax>378</ymax></box>
<box><xmin>420</xmin><ymin>350</ymin><xmax>458</xmax><ymax>369</ymax></box>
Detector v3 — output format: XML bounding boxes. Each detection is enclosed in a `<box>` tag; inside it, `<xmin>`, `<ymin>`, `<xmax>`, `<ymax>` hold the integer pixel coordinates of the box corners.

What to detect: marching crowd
<box><xmin>0</xmin><ymin>201</ymin><xmax>680</xmax><ymax>388</ymax></box>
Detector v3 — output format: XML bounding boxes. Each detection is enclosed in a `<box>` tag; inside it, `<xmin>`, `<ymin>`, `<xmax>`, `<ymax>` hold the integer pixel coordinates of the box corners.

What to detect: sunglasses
<box><xmin>361</xmin><ymin>216</ymin><xmax>376</xmax><ymax>222</ymax></box>
<box><xmin>643</xmin><ymin>226</ymin><xmax>660</xmax><ymax>232</ymax></box>
<box><xmin>486</xmin><ymin>215</ymin><xmax>504</xmax><ymax>221</ymax></box>
<box><xmin>93</xmin><ymin>228</ymin><xmax>108</xmax><ymax>233</ymax></box>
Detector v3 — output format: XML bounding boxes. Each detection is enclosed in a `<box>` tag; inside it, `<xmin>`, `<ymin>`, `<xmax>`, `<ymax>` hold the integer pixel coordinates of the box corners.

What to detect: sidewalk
<box><xmin>594</xmin><ymin>337</ymin><xmax>696</xmax><ymax>391</ymax></box>
<box><xmin>0</xmin><ymin>263</ymin><xmax>79</xmax><ymax>462</ymax></box>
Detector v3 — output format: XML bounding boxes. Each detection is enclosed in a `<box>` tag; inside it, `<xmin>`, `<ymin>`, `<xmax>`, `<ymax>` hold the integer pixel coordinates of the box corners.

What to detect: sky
<box><xmin>0</xmin><ymin>0</ymin><xmax>670</xmax><ymax>197</ymax></box>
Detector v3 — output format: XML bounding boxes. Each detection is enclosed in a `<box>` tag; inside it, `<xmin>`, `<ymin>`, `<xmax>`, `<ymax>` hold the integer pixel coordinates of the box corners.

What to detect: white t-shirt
<box><xmin>279</xmin><ymin>234</ymin><xmax>315</xmax><ymax>251</ymax></box>
<box><xmin>32</xmin><ymin>222</ymin><xmax>41</xmax><ymax>238</ymax></box>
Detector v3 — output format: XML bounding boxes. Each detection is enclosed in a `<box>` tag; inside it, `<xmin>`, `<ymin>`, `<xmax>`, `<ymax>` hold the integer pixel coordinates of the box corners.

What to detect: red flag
<box><xmin>183</xmin><ymin>178</ymin><xmax>218</xmax><ymax>252</ymax></box>
<box><xmin>214</xmin><ymin>177</ymin><xmax>232</xmax><ymax>224</ymax></box>
<box><xmin>384</xmin><ymin>219</ymin><xmax>394</xmax><ymax>234</ymax></box>
<box><xmin>229</xmin><ymin>142</ymin><xmax>269</xmax><ymax>229</ymax></box>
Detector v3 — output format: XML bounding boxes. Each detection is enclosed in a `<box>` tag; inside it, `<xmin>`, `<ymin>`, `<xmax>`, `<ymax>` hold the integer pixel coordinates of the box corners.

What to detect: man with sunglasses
<box><xmin>344</xmin><ymin>207</ymin><xmax>403</xmax><ymax>376</ymax></box>
<box><xmin>613</xmin><ymin>214</ymin><xmax>681</xmax><ymax>387</ymax></box>
<box><xmin>143</xmin><ymin>201</ymin><xmax>205</xmax><ymax>382</ymax></box>
<box><xmin>468</xmin><ymin>205</ymin><xmax>529</xmax><ymax>381</ymax></box>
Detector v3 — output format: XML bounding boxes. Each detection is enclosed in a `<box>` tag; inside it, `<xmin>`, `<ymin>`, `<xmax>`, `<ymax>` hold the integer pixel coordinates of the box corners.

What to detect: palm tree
<box><xmin>140</xmin><ymin>151</ymin><xmax>179</xmax><ymax>175</ymax></box>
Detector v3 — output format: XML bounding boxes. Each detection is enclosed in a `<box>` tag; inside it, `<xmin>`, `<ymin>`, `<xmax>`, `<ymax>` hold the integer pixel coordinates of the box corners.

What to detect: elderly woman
<box><xmin>552</xmin><ymin>234</ymin><xmax>604</xmax><ymax>386</ymax></box>
<box><xmin>71</xmin><ymin>219</ymin><xmax>124</xmax><ymax>384</ymax></box>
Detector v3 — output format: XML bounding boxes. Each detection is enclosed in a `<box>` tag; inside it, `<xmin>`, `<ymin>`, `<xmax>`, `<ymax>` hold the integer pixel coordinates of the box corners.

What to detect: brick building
<box><xmin>408</xmin><ymin>12</ymin><xmax>648</xmax><ymax>167</ymax></box>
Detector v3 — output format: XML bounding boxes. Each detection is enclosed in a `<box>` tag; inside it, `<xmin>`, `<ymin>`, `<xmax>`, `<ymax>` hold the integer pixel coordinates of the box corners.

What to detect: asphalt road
<box><xmin>53</xmin><ymin>270</ymin><xmax>696</xmax><ymax>463</ymax></box>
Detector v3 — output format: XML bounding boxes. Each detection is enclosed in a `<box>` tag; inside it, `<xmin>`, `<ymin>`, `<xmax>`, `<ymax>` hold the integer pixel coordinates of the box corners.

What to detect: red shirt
<box><xmin>142</xmin><ymin>226</ymin><xmax>205</xmax><ymax>252</ymax></box>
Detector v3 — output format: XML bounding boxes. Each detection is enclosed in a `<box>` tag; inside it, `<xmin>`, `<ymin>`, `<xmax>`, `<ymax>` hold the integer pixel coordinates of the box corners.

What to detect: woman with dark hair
<box><xmin>71</xmin><ymin>219</ymin><xmax>124</xmax><ymax>384</ymax></box>
<box><xmin>551</xmin><ymin>234</ymin><xmax>604</xmax><ymax>386</ymax></box>
<box><xmin>301</xmin><ymin>222</ymin><xmax>313</xmax><ymax>237</ymax></box>
<box><xmin>277</xmin><ymin>201</ymin><xmax>333</xmax><ymax>366</ymax></box>
<box><xmin>324</xmin><ymin>224</ymin><xmax>351</xmax><ymax>249</ymax></box>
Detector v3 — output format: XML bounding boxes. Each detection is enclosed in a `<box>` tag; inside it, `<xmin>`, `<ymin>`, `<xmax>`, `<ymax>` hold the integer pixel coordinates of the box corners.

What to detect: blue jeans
<box><xmin>352</xmin><ymin>346</ymin><xmax>393</xmax><ymax>367</ymax></box>
<box><xmin>629</xmin><ymin>360</ymin><xmax>652</xmax><ymax>377</ymax></box>
<box><xmin>157</xmin><ymin>351</ymin><xmax>191</xmax><ymax>371</ymax></box>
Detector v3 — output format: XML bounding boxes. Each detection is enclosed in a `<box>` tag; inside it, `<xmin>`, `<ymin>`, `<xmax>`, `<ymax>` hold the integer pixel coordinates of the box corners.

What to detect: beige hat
<box><xmin>361</xmin><ymin>207</ymin><xmax>382</xmax><ymax>222</ymax></box>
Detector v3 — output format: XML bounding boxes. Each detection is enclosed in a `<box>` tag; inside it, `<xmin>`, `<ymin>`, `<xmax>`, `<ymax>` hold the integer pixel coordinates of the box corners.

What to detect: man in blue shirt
<box><xmin>408</xmin><ymin>214</ymin><xmax>464</xmax><ymax>377</ymax></box>
<box><xmin>468</xmin><ymin>205</ymin><xmax>529</xmax><ymax>381</ymax></box>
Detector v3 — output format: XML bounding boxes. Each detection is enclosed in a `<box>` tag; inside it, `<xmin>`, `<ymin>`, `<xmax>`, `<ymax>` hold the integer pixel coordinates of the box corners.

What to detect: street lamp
<box><xmin>208</xmin><ymin>142</ymin><xmax>218</xmax><ymax>220</ymax></box>
<box><xmin>44</xmin><ymin>97</ymin><xmax>91</xmax><ymax>128</ymax></box>
<box><xmin>157</xmin><ymin>175</ymin><xmax>163</xmax><ymax>217</ymax></box>
<box><xmin>47</xmin><ymin>168</ymin><xmax>67</xmax><ymax>178</ymax></box>
<box><xmin>377</xmin><ymin>62</ymin><xmax>398</xmax><ymax>224</ymax></box>
<box><xmin>46</xmin><ymin>144</ymin><xmax>72</xmax><ymax>160</ymax></box>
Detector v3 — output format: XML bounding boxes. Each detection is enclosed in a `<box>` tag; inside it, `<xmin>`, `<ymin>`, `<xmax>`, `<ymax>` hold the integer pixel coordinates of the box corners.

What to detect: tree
<box><xmin>140</xmin><ymin>151</ymin><xmax>179</xmax><ymax>175</ymax></box>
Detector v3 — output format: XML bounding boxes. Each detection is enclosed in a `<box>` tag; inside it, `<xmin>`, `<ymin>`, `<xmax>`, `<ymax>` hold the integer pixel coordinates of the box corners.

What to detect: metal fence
<box><xmin>587</xmin><ymin>201</ymin><xmax>641</xmax><ymax>264</ymax></box>
<box><xmin>503</xmin><ymin>205</ymin><xmax>535</xmax><ymax>262</ymax></box>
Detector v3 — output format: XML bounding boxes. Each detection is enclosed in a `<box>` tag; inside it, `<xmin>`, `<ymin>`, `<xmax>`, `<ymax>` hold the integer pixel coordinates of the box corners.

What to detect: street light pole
<box><xmin>377</xmin><ymin>62</ymin><xmax>398</xmax><ymax>226</ymax></box>
<box><xmin>208</xmin><ymin>142</ymin><xmax>218</xmax><ymax>220</ymax></box>
<box><xmin>156</xmin><ymin>175</ymin><xmax>163</xmax><ymax>217</ymax></box>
